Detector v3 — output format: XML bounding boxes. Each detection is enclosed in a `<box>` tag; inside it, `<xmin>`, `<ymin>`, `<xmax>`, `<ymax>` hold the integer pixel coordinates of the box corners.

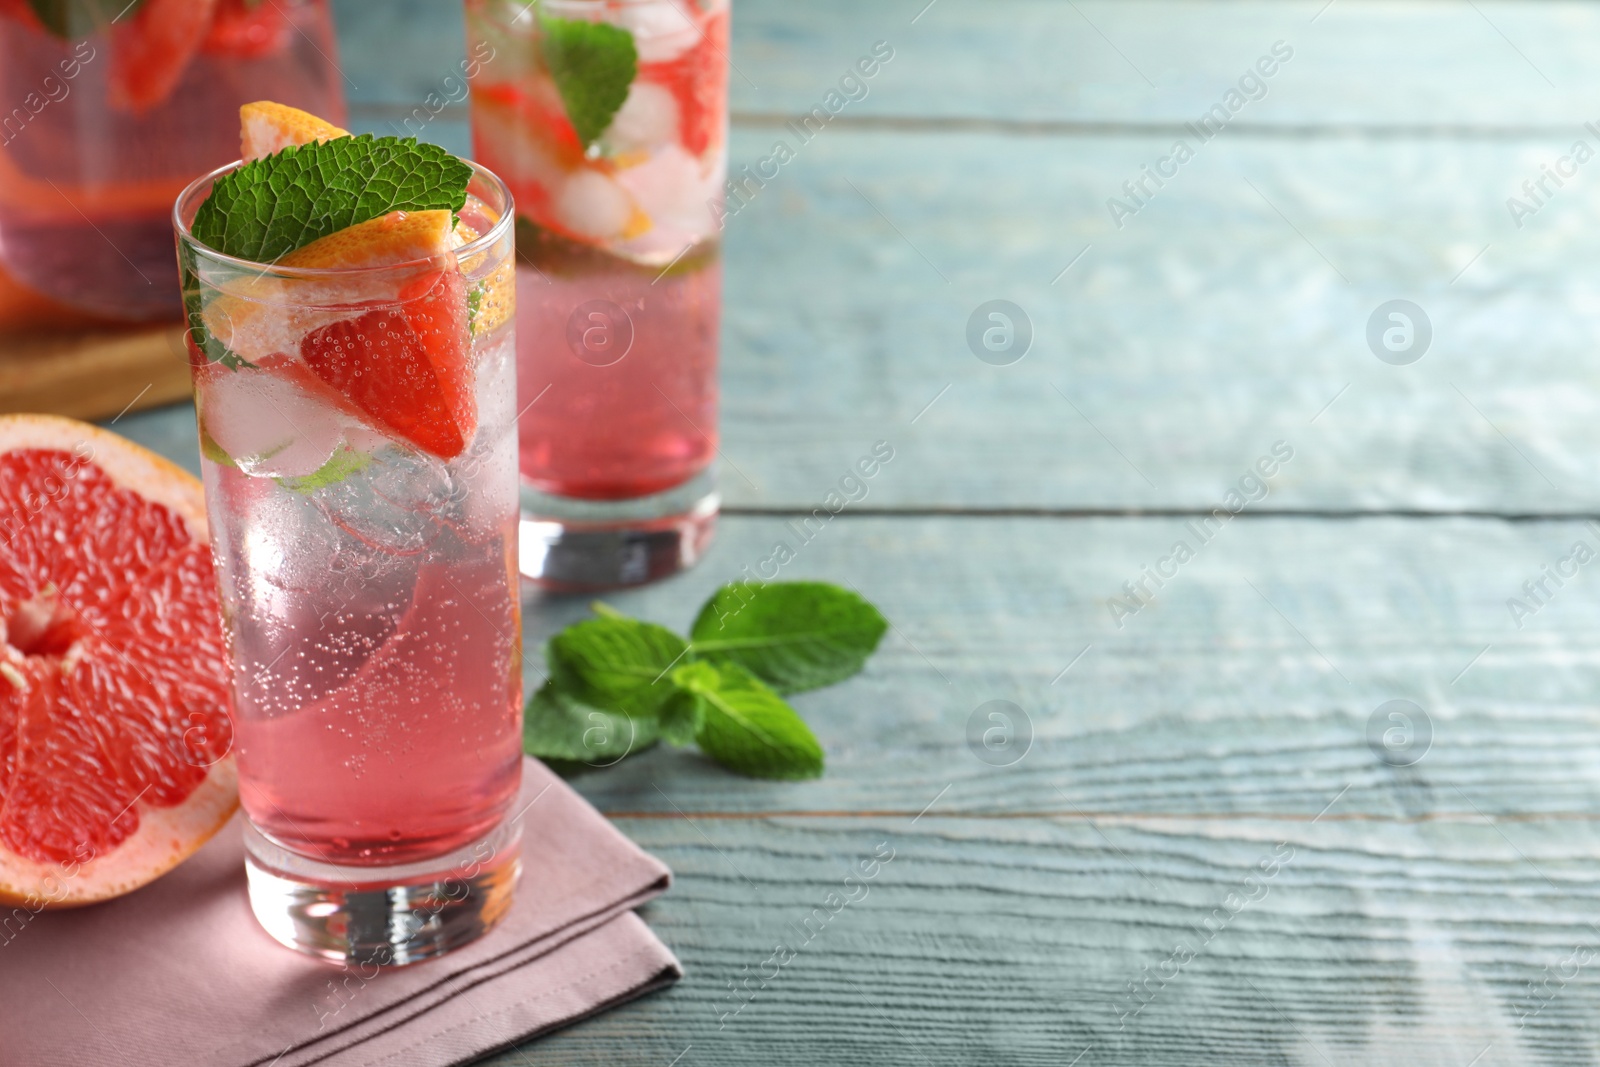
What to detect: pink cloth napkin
<box><xmin>0</xmin><ymin>757</ymin><xmax>680</xmax><ymax>1067</ymax></box>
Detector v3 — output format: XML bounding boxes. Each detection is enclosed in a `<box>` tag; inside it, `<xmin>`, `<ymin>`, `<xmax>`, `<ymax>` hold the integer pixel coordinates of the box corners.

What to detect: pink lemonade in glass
<box><xmin>465</xmin><ymin>0</ymin><xmax>728</xmax><ymax>588</ymax></box>
<box><xmin>176</xmin><ymin>130</ymin><xmax>522</xmax><ymax>964</ymax></box>
<box><xmin>0</xmin><ymin>0</ymin><xmax>344</xmax><ymax>321</ymax></box>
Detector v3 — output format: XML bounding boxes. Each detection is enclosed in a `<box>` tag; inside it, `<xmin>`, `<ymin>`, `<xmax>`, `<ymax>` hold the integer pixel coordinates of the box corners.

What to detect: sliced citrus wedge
<box><xmin>240</xmin><ymin>100</ymin><xmax>350</xmax><ymax>161</ymax></box>
<box><xmin>0</xmin><ymin>416</ymin><xmax>236</xmax><ymax>908</ymax></box>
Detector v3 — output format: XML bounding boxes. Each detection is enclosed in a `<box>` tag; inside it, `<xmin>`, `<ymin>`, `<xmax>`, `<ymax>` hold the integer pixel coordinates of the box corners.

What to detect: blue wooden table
<box><xmin>112</xmin><ymin>1</ymin><xmax>1600</xmax><ymax>1062</ymax></box>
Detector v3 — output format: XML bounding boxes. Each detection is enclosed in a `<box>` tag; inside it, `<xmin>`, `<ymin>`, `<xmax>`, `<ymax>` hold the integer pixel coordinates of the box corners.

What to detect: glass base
<box><xmin>518</xmin><ymin>469</ymin><xmax>718</xmax><ymax>591</ymax></box>
<box><xmin>242</xmin><ymin>815</ymin><xmax>522</xmax><ymax>967</ymax></box>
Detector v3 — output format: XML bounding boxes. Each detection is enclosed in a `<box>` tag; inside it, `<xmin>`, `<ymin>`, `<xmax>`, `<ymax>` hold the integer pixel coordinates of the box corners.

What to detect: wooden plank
<box><xmin>729</xmin><ymin>0</ymin><xmax>1600</xmax><ymax>129</ymax></box>
<box><xmin>708</xmin><ymin>127</ymin><xmax>1600</xmax><ymax>512</ymax></box>
<box><xmin>476</xmin><ymin>814</ymin><xmax>1600</xmax><ymax>1065</ymax></box>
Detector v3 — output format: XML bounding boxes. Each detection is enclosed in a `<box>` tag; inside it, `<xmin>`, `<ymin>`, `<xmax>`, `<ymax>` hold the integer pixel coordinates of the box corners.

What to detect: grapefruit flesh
<box><xmin>0</xmin><ymin>416</ymin><xmax>235</xmax><ymax>907</ymax></box>
<box><xmin>299</xmin><ymin>269</ymin><xmax>476</xmax><ymax>459</ymax></box>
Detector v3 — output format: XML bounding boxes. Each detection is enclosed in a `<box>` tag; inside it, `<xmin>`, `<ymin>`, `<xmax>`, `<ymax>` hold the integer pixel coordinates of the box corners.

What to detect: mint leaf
<box><xmin>523</xmin><ymin>681</ymin><xmax>657</xmax><ymax>765</ymax></box>
<box><xmin>179</xmin><ymin>245</ymin><xmax>254</xmax><ymax>368</ymax></box>
<box><xmin>539</xmin><ymin>14</ymin><xmax>636</xmax><ymax>147</ymax></box>
<box><xmin>678</xmin><ymin>662</ymin><xmax>824</xmax><ymax>780</ymax></box>
<box><xmin>190</xmin><ymin>135</ymin><xmax>472</xmax><ymax>262</ymax></box>
<box><xmin>690</xmin><ymin>582</ymin><xmax>888</xmax><ymax>694</ymax></box>
<box><xmin>659</xmin><ymin>689</ymin><xmax>705</xmax><ymax>747</ymax></box>
<box><xmin>27</xmin><ymin>0</ymin><xmax>138</xmax><ymax>38</ymax></box>
<box><xmin>548</xmin><ymin>614</ymin><xmax>687</xmax><ymax>719</ymax></box>
<box><xmin>198</xmin><ymin>424</ymin><xmax>236</xmax><ymax>469</ymax></box>
<box><xmin>275</xmin><ymin>446</ymin><xmax>372</xmax><ymax>495</ymax></box>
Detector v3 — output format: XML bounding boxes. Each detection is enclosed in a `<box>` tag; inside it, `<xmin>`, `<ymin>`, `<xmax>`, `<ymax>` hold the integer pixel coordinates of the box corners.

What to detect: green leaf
<box><xmin>27</xmin><ymin>0</ymin><xmax>139</xmax><ymax>38</ymax></box>
<box><xmin>659</xmin><ymin>689</ymin><xmax>705</xmax><ymax>747</ymax></box>
<box><xmin>679</xmin><ymin>662</ymin><xmax>824</xmax><ymax>780</ymax></box>
<box><xmin>197</xmin><ymin>424</ymin><xmax>236</xmax><ymax>469</ymax></box>
<box><xmin>190</xmin><ymin>134</ymin><xmax>472</xmax><ymax>262</ymax></box>
<box><xmin>548</xmin><ymin>615</ymin><xmax>687</xmax><ymax>719</ymax></box>
<box><xmin>179</xmin><ymin>243</ymin><xmax>254</xmax><ymax>368</ymax></box>
<box><xmin>689</xmin><ymin>582</ymin><xmax>889</xmax><ymax>694</ymax></box>
<box><xmin>274</xmin><ymin>446</ymin><xmax>372</xmax><ymax>495</ymax></box>
<box><xmin>539</xmin><ymin>13</ymin><xmax>637</xmax><ymax>147</ymax></box>
<box><xmin>523</xmin><ymin>681</ymin><xmax>657</xmax><ymax>765</ymax></box>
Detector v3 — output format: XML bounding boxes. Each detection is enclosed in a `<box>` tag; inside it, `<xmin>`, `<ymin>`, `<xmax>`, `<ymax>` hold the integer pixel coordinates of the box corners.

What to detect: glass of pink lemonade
<box><xmin>0</xmin><ymin>0</ymin><xmax>344</xmax><ymax>321</ymax></box>
<box><xmin>174</xmin><ymin>120</ymin><xmax>523</xmax><ymax>964</ymax></box>
<box><xmin>465</xmin><ymin>0</ymin><xmax>728</xmax><ymax>589</ymax></box>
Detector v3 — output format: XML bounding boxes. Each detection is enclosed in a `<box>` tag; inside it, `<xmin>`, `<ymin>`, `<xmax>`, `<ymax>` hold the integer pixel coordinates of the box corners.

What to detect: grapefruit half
<box><xmin>0</xmin><ymin>416</ymin><xmax>236</xmax><ymax>908</ymax></box>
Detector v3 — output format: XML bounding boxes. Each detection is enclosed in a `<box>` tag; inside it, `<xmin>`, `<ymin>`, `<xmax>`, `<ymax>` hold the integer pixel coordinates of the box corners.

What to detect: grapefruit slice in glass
<box><xmin>0</xmin><ymin>416</ymin><xmax>236</xmax><ymax>908</ymax></box>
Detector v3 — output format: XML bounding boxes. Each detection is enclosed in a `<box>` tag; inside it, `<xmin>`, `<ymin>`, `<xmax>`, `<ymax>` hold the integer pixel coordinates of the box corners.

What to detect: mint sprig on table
<box><xmin>525</xmin><ymin>582</ymin><xmax>888</xmax><ymax>780</ymax></box>
<box><xmin>190</xmin><ymin>134</ymin><xmax>472</xmax><ymax>262</ymax></box>
<box><xmin>539</xmin><ymin>14</ymin><xmax>637</xmax><ymax>148</ymax></box>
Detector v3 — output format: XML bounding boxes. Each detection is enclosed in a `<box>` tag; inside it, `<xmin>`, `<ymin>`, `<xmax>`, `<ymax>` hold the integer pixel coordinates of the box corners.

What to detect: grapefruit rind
<box><xmin>0</xmin><ymin>415</ymin><xmax>207</xmax><ymax>536</ymax></box>
<box><xmin>240</xmin><ymin>100</ymin><xmax>351</xmax><ymax>161</ymax></box>
<box><xmin>0</xmin><ymin>415</ymin><xmax>238</xmax><ymax>909</ymax></box>
<box><xmin>0</xmin><ymin>761</ymin><xmax>236</xmax><ymax>909</ymax></box>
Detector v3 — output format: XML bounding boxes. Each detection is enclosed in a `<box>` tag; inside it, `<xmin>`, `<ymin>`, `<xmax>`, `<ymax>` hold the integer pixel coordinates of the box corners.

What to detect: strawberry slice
<box><xmin>109</xmin><ymin>0</ymin><xmax>220</xmax><ymax>114</ymax></box>
<box><xmin>202</xmin><ymin>0</ymin><xmax>292</xmax><ymax>60</ymax></box>
<box><xmin>638</xmin><ymin>7</ymin><xmax>729</xmax><ymax>157</ymax></box>
<box><xmin>298</xmin><ymin>271</ymin><xmax>476</xmax><ymax>460</ymax></box>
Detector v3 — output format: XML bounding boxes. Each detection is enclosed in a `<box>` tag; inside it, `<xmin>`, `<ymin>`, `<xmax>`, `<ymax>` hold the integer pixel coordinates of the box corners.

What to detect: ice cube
<box><xmin>615</xmin><ymin>1</ymin><xmax>699</xmax><ymax>63</ymax></box>
<box><xmin>554</xmin><ymin>169</ymin><xmax>638</xmax><ymax>242</ymax></box>
<box><xmin>203</xmin><ymin>366</ymin><xmax>343</xmax><ymax>478</ymax></box>
<box><xmin>309</xmin><ymin>445</ymin><xmax>452</xmax><ymax>554</ymax></box>
<box><xmin>615</xmin><ymin>143</ymin><xmax>722</xmax><ymax>252</ymax></box>
<box><xmin>604</xmin><ymin>81</ymin><xmax>680</xmax><ymax>153</ymax></box>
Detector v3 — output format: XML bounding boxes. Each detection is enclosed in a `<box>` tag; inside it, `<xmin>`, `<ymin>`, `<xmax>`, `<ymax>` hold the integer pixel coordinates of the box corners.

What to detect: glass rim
<box><xmin>172</xmin><ymin>157</ymin><xmax>515</xmax><ymax>280</ymax></box>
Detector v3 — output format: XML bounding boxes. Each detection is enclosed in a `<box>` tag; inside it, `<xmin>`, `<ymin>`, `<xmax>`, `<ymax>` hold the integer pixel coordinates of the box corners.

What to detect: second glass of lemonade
<box><xmin>175</xmin><ymin>160</ymin><xmax>523</xmax><ymax>965</ymax></box>
<box><xmin>465</xmin><ymin>0</ymin><xmax>729</xmax><ymax>589</ymax></box>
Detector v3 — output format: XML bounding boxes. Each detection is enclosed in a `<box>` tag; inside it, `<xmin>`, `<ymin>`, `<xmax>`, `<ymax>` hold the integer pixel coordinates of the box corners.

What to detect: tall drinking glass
<box><xmin>173</xmin><ymin>162</ymin><xmax>523</xmax><ymax>965</ymax></box>
<box><xmin>464</xmin><ymin>0</ymin><xmax>728</xmax><ymax>589</ymax></box>
<box><xmin>1</xmin><ymin>0</ymin><xmax>344</xmax><ymax>321</ymax></box>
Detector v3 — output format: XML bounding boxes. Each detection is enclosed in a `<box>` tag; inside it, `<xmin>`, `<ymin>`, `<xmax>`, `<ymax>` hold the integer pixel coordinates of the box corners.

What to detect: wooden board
<box><xmin>0</xmin><ymin>262</ymin><xmax>190</xmax><ymax>422</ymax></box>
<box><xmin>0</xmin><ymin>326</ymin><xmax>190</xmax><ymax>421</ymax></box>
